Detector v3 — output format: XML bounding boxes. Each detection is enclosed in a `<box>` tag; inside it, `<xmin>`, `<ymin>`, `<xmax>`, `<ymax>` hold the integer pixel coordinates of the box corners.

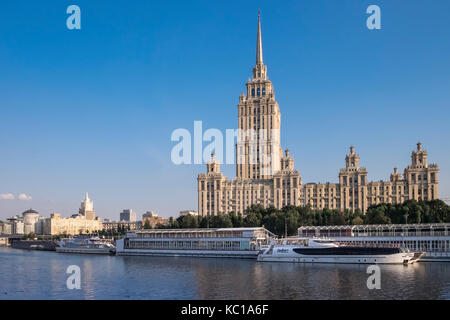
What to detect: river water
<box><xmin>0</xmin><ymin>247</ymin><xmax>449</xmax><ymax>300</ymax></box>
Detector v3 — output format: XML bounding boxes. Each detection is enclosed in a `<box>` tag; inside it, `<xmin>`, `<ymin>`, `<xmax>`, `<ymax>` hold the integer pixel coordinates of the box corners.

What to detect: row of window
<box><xmin>341</xmin><ymin>176</ymin><xmax>366</xmax><ymax>186</ymax></box>
<box><xmin>410</xmin><ymin>172</ymin><xmax>436</xmax><ymax>183</ymax></box>
<box><xmin>127</xmin><ymin>240</ymin><xmax>249</xmax><ymax>251</ymax></box>
<box><xmin>239</xmin><ymin>106</ymin><xmax>275</xmax><ymax>117</ymax></box>
<box><xmin>251</xmin><ymin>87</ymin><xmax>266</xmax><ymax>97</ymax></box>
<box><xmin>343</xmin><ymin>240</ymin><xmax>450</xmax><ymax>252</ymax></box>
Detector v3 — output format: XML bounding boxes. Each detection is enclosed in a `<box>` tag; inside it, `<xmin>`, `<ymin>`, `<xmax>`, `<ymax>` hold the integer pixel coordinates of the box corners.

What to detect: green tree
<box><xmin>351</xmin><ymin>216</ymin><xmax>364</xmax><ymax>225</ymax></box>
<box><xmin>243</xmin><ymin>213</ymin><xmax>261</xmax><ymax>227</ymax></box>
<box><xmin>404</xmin><ymin>200</ymin><xmax>423</xmax><ymax>224</ymax></box>
<box><xmin>330</xmin><ymin>210</ymin><xmax>346</xmax><ymax>225</ymax></box>
<box><xmin>208</xmin><ymin>215</ymin><xmax>232</xmax><ymax>228</ymax></box>
<box><xmin>199</xmin><ymin>216</ymin><xmax>210</xmax><ymax>228</ymax></box>
<box><xmin>428</xmin><ymin>199</ymin><xmax>450</xmax><ymax>223</ymax></box>
<box><xmin>180</xmin><ymin>215</ymin><xmax>199</xmax><ymax>228</ymax></box>
<box><xmin>297</xmin><ymin>206</ymin><xmax>313</xmax><ymax>226</ymax></box>
<box><xmin>262</xmin><ymin>213</ymin><xmax>281</xmax><ymax>236</ymax></box>
<box><xmin>229</xmin><ymin>212</ymin><xmax>244</xmax><ymax>227</ymax></box>
<box><xmin>365</xmin><ymin>207</ymin><xmax>391</xmax><ymax>224</ymax></box>
<box><xmin>143</xmin><ymin>220</ymin><xmax>151</xmax><ymax>229</ymax></box>
<box><xmin>171</xmin><ymin>219</ymin><xmax>179</xmax><ymax>229</ymax></box>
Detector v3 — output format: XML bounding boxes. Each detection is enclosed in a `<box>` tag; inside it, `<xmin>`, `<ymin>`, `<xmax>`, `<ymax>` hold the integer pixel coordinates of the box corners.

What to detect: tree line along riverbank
<box><xmin>147</xmin><ymin>199</ymin><xmax>450</xmax><ymax>237</ymax></box>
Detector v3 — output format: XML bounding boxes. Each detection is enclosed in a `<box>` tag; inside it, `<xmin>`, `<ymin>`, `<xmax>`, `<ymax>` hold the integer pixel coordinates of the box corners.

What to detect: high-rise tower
<box><xmin>236</xmin><ymin>11</ymin><xmax>282</xmax><ymax>180</ymax></box>
<box><xmin>79</xmin><ymin>192</ymin><xmax>95</xmax><ymax>220</ymax></box>
<box><xmin>404</xmin><ymin>142</ymin><xmax>439</xmax><ymax>201</ymax></box>
<box><xmin>196</xmin><ymin>13</ymin><xmax>439</xmax><ymax>217</ymax></box>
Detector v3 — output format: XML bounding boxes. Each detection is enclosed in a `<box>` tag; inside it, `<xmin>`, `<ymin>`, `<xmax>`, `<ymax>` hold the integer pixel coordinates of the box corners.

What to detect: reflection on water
<box><xmin>0</xmin><ymin>247</ymin><xmax>449</xmax><ymax>300</ymax></box>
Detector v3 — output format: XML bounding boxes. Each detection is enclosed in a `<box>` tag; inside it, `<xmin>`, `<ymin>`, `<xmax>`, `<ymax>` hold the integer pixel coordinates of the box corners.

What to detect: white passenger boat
<box><xmin>115</xmin><ymin>227</ymin><xmax>274</xmax><ymax>258</ymax></box>
<box><xmin>298</xmin><ymin>223</ymin><xmax>450</xmax><ymax>262</ymax></box>
<box><xmin>257</xmin><ymin>238</ymin><xmax>423</xmax><ymax>264</ymax></box>
<box><xmin>56</xmin><ymin>236</ymin><xmax>115</xmax><ymax>255</ymax></box>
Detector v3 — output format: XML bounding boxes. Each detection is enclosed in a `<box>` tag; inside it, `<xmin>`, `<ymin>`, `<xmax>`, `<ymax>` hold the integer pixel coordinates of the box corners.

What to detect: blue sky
<box><xmin>1</xmin><ymin>0</ymin><xmax>449</xmax><ymax>220</ymax></box>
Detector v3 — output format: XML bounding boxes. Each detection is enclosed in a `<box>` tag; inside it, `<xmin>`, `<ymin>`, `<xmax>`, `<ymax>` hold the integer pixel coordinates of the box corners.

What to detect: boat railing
<box><xmin>339</xmin><ymin>241</ymin><xmax>402</xmax><ymax>248</ymax></box>
<box><xmin>349</xmin><ymin>231</ymin><xmax>448</xmax><ymax>237</ymax></box>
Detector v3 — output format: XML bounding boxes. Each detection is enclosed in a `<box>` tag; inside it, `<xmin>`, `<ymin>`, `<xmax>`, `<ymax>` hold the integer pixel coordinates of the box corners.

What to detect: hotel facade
<box><xmin>197</xmin><ymin>14</ymin><xmax>439</xmax><ymax>216</ymax></box>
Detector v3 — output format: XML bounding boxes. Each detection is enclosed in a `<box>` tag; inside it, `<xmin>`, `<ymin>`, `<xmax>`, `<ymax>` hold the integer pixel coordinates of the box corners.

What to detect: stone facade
<box><xmin>43</xmin><ymin>213</ymin><xmax>103</xmax><ymax>235</ymax></box>
<box><xmin>39</xmin><ymin>193</ymin><xmax>102</xmax><ymax>235</ymax></box>
<box><xmin>301</xmin><ymin>143</ymin><xmax>438</xmax><ymax>213</ymax></box>
<box><xmin>197</xmin><ymin>14</ymin><xmax>439</xmax><ymax>216</ymax></box>
<box><xmin>142</xmin><ymin>211</ymin><xmax>169</xmax><ymax>228</ymax></box>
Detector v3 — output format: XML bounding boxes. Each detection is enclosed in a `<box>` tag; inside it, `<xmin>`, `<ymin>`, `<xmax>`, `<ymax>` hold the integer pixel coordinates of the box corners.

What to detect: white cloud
<box><xmin>17</xmin><ymin>193</ymin><xmax>32</xmax><ymax>201</ymax></box>
<box><xmin>0</xmin><ymin>193</ymin><xmax>15</xmax><ymax>200</ymax></box>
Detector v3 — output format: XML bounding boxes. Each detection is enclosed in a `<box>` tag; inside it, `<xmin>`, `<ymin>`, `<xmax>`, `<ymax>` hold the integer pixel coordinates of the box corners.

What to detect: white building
<box><xmin>7</xmin><ymin>216</ymin><xmax>24</xmax><ymax>235</ymax></box>
<box><xmin>43</xmin><ymin>213</ymin><xmax>102</xmax><ymax>235</ymax></box>
<box><xmin>79</xmin><ymin>193</ymin><xmax>96</xmax><ymax>220</ymax></box>
<box><xmin>0</xmin><ymin>222</ymin><xmax>12</xmax><ymax>235</ymax></box>
<box><xmin>22</xmin><ymin>209</ymin><xmax>40</xmax><ymax>234</ymax></box>
<box><xmin>143</xmin><ymin>210</ymin><xmax>159</xmax><ymax>218</ymax></box>
<box><xmin>179</xmin><ymin>210</ymin><xmax>198</xmax><ymax>217</ymax></box>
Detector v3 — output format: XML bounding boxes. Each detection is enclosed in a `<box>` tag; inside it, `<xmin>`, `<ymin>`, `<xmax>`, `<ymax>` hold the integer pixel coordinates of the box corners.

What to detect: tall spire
<box><xmin>256</xmin><ymin>9</ymin><xmax>263</xmax><ymax>65</ymax></box>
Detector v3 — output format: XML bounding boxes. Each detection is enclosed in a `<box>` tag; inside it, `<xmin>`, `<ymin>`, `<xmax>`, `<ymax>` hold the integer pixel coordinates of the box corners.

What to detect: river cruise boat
<box><xmin>257</xmin><ymin>238</ymin><xmax>422</xmax><ymax>264</ymax></box>
<box><xmin>115</xmin><ymin>227</ymin><xmax>274</xmax><ymax>258</ymax></box>
<box><xmin>56</xmin><ymin>236</ymin><xmax>115</xmax><ymax>255</ymax></box>
<box><xmin>298</xmin><ymin>223</ymin><xmax>450</xmax><ymax>262</ymax></box>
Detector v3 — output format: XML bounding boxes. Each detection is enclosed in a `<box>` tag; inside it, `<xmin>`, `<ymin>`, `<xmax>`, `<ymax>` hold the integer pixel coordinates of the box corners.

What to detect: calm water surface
<box><xmin>0</xmin><ymin>247</ymin><xmax>449</xmax><ymax>300</ymax></box>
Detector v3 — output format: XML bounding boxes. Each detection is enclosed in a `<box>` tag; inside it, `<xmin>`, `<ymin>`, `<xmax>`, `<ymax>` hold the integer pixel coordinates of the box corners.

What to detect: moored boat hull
<box><xmin>115</xmin><ymin>247</ymin><xmax>258</xmax><ymax>259</ymax></box>
<box><xmin>257</xmin><ymin>252</ymin><xmax>416</xmax><ymax>264</ymax></box>
<box><xmin>56</xmin><ymin>247</ymin><xmax>115</xmax><ymax>255</ymax></box>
